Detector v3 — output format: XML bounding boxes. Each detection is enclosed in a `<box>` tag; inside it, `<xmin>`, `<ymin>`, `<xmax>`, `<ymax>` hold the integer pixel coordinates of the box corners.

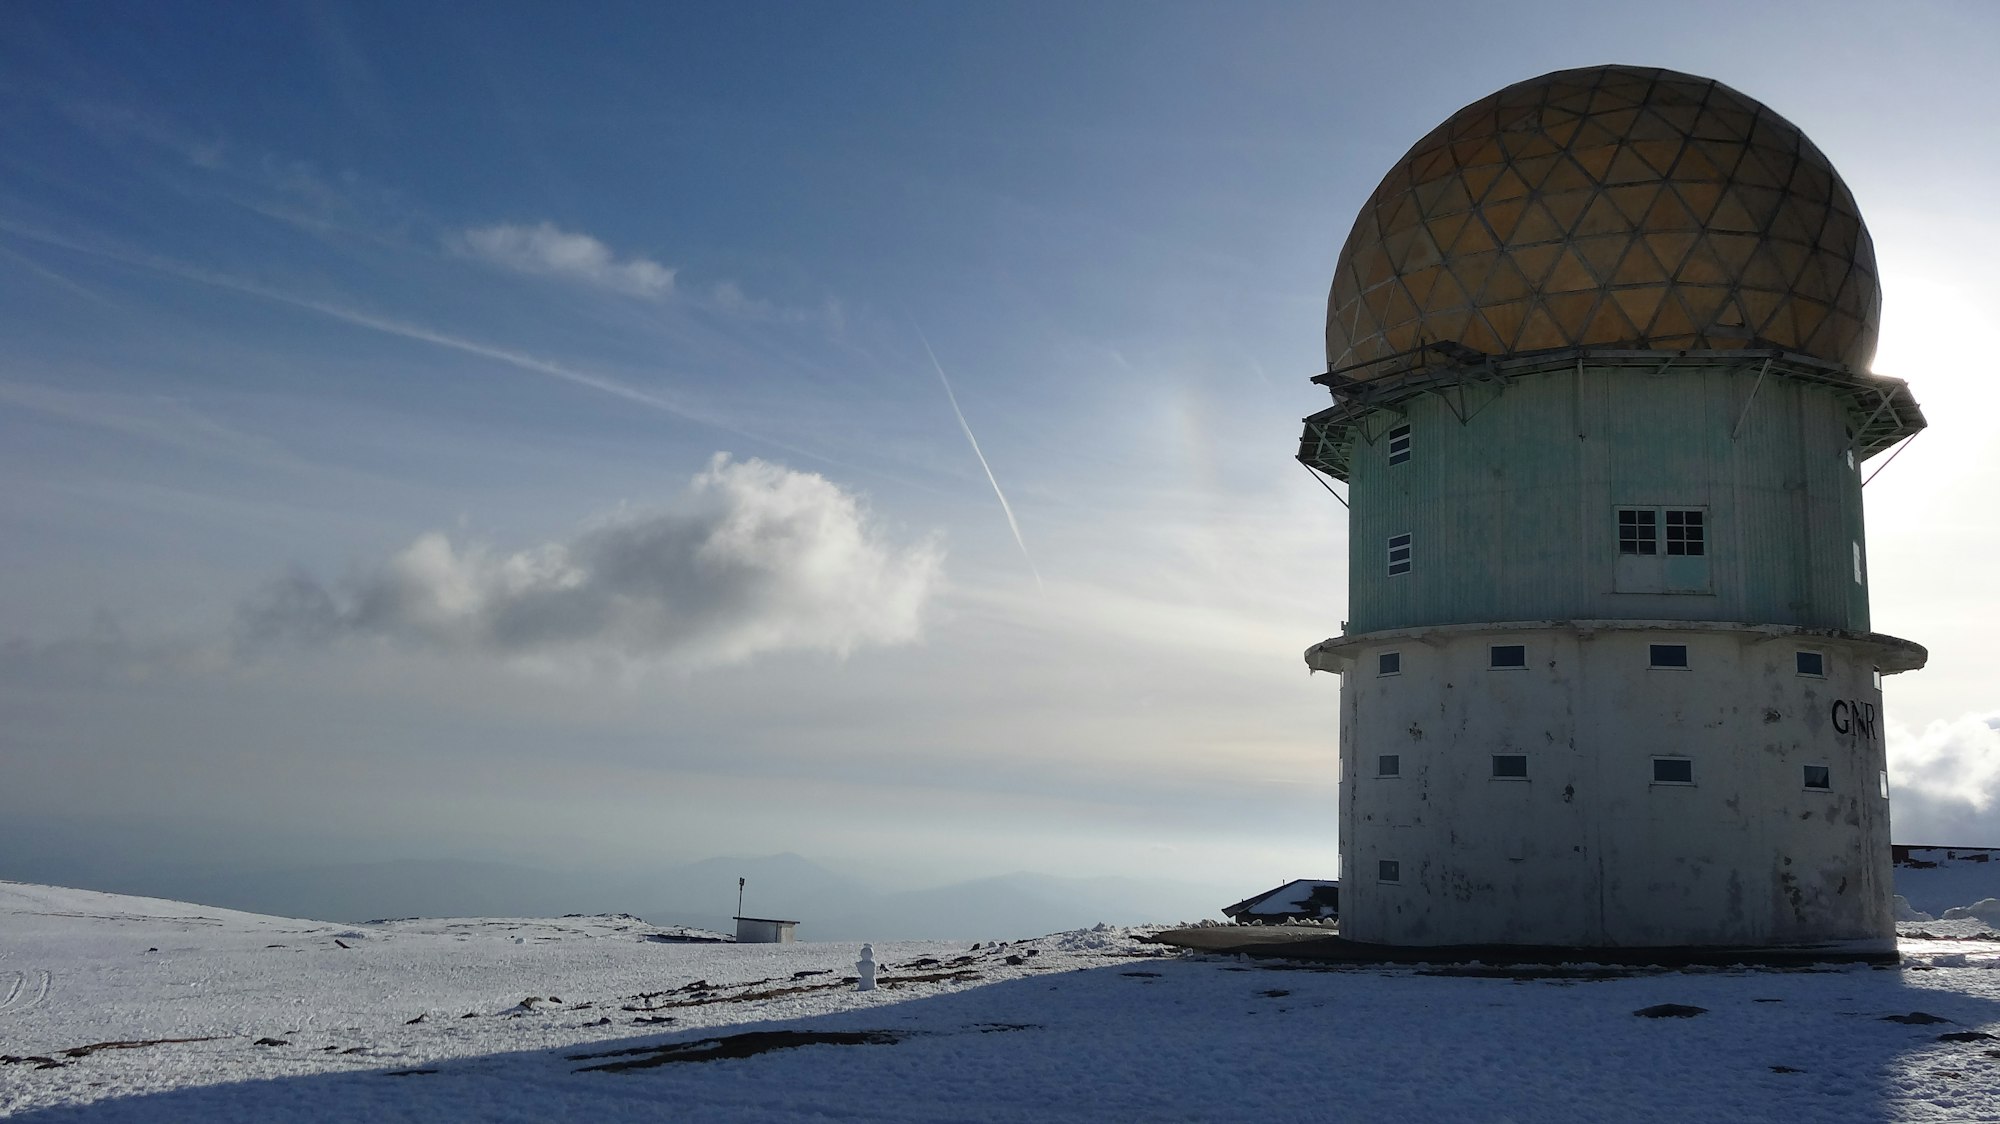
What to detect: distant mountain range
<box><xmin>5</xmin><ymin>848</ymin><xmax>1243</xmax><ymax>940</ymax></box>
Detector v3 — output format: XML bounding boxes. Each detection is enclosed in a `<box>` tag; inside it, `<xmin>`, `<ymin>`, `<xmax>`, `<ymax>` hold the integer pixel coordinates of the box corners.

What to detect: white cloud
<box><xmin>452</xmin><ymin>222</ymin><xmax>675</xmax><ymax>298</ymax></box>
<box><xmin>1889</xmin><ymin>711</ymin><xmax>2000</xmax><ymax>845</ymax></box>
<box><xmin>241</xmin><ymin>455</ymin><xmax>943</xmax><ymax>670</ymax></box>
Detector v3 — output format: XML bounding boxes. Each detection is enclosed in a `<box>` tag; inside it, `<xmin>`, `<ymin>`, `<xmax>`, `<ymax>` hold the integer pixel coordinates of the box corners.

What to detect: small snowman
<box><xmin>855</xmin><ymin>943</ymin><xmax>877</xmax><ymax>992</ymax></box>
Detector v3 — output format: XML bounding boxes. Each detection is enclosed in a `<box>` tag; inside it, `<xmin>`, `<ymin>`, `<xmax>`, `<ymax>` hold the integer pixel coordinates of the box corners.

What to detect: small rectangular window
<box><xmin>1378</xmin><ymin>651</ymin><xmax>1401</xmax><ymax>676</ymax></box>
<box><xmin>1853</xmin><ymin>541</ymin><xmax>1864</xmax><ymax>584</ymax></box>
<box><xmin>1387</xmin><ymin>424</ymin><xmax>1411</xmax><ymax>466</ymax></box>
<box><xmin>1873</xmin><ymin>669</ymin><xmax>1883</xmax><ymax>689</ymax></box>
<box><xmin>1664</xmin><ymin>509</ymin><xmax>1705</xmax><ymax>556</ymax></box>
<box><xmin>1387</xmin><ymin>533</ymin><xmax>1412</xmax><ymax>576</ymax></box>
<box><xmin>1377</xmin><ymin>754</ymin><xmax>1401</xmax><ymax>777</ymax></box>
<box><xmin>1492</xmin><ymin>754</ymin><xmax>1528</xmax><ymax>779</ymax></box>
<box><xmin>1377</xmin><ymin>859</ymin><xmax>1400</xmax><ymax>883</ymax></box>
<box><xmin>1490</xmin><ymin>644</ymin><xmax>1526</xmax><ymax>669</ymax></box>
<box><xmin>1796</xmin><ymin>651</ymin><xmax>1825</xmax><ymax>677</ymax></box>
<box><xmin>1649</xmin><ymin>644</ymin><xmax>1689</xmax><ymax>669</ymax></box>
<box><xmin>1803</xmin><ymin>764</ymin><xmax>1831</xmax><ymax>790</ymax></box>
<box><xmin>1618</xmin><ymin>508</ymin><xmax>1658</xmax><ymax>555</ymax></box>
<box><xmin>1652</xmin><ymin>757</ymin><xmax>1694</xmax><ymax>784</ymax></box>
<box><xmin>1880</xmin><ymin>770</ymin><xmax>1890</xmax><ymax>799</ymax></box>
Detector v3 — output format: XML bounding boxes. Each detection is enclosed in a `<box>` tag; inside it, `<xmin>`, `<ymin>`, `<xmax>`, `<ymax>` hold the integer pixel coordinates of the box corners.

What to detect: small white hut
<box><xmin>733</xmin><ymin>916</ymin><xmax>799</xmax><ymax>944</ymax></box>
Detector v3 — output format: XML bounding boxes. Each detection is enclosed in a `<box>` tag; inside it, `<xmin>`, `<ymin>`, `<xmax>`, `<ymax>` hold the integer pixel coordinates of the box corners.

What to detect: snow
<box><xmin>1895</xmin><ymin>850</ymin><xmax>2000</xmax><ymax>919</ymax></box>
<box><xmin>10</xmin><ymin>881</ymin><xmax>2000</xmax><ymax>1121</ymax></box>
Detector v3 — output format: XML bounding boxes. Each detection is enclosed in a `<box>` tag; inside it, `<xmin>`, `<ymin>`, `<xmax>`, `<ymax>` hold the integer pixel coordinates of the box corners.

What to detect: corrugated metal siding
<box><xmin>1346</xmin><ymin>363</ymin><xmax>1871</xmax><ymax>633</ymax></box>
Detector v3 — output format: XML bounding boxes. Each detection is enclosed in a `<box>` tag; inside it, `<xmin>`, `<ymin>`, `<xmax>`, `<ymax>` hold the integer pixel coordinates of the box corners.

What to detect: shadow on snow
<box><xmin>10</xmin><ymin>956</ymin><xmax>2000</xmax><ymax>1122</ymax></box>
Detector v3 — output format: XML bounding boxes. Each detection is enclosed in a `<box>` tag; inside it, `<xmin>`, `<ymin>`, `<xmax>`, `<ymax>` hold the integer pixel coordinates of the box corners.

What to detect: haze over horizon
<box><xmin>4</xmin><ymin>1</ymin><xmax>1998</xmax><ymax>926</ymax></box>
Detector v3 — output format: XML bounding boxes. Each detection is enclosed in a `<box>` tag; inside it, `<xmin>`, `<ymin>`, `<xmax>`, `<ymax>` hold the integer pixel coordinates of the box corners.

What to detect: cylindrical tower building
<box><xmin>1299</xmin><ymin>65</ymin><xmax>1926</xmax><ymax>952</ymax></box>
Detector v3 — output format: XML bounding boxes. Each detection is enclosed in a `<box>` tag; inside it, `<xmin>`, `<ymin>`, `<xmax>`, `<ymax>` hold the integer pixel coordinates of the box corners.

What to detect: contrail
<box><xmin>0</xmin><ymin>218</ymin><xmax>860</xmax><ymax>473</ymax></box>
<box><xmin>917</xmin><ymin>328</ymin><xmax>1042</xmax><ymax>591</ymax></box>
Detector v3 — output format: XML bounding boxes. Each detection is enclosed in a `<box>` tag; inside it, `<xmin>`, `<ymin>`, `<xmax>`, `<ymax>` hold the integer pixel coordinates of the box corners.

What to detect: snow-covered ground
<box><xmin>8</xmin><ymin>881</ymin><xmax>2000</xmax><ymax>1121</ymax></box>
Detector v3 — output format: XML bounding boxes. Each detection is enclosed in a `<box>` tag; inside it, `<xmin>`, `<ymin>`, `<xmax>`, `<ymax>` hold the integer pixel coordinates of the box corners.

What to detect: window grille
<box><xmin>1664</xmin><ymin>509</ymin><xmax>1704</xmax><ymax>556</ymax></box>
<box><xmin>1618</xmin><ymin>508</ymin><xmax>1657</xmax><ymax>555</ymax></box>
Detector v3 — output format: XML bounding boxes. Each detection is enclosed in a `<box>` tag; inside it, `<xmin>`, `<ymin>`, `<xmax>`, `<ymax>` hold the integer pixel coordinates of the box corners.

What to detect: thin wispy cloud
<box><xmin>0</xmin><ymin>220</ymin><xmax>865</xmax><ymax>472</ymax></box>
<box><xmin>240</xmin><ymin>453</ymin><xmax>945</xmax><ymax>671</ymax></box>
<box><xmin>917</xmin><ymin>328</ymin><xmax>1041</xmax><ymax>591</ymax></box>
<box><xmin>452</xmin><ymin>221</ymin><xmax>675</xmax><ymax>298</ymax></box>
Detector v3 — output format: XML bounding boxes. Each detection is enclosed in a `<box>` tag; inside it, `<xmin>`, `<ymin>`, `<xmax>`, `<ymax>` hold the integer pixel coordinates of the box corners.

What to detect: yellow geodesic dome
<box><xmin>1325</xmin><ymin>65</ymin><xmax>1880</xmax><ymax>374</ymax></box>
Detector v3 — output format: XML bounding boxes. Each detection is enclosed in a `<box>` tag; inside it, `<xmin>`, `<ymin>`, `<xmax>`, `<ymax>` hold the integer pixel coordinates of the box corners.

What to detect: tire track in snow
<box><xmin>0</xmin><ymin>970</ymin><xmax>51</xmax><ymax>1015</ymax></box>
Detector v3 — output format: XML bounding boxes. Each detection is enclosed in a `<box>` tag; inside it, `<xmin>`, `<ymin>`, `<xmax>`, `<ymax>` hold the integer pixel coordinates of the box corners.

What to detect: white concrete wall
<box><xmin>1326</xmin><ymin>621</ymin><xmax>1901</xmax><ymax>948</ymax></box>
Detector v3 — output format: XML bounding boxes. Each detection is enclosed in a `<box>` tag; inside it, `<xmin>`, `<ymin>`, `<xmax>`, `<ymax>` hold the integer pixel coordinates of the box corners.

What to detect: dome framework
<box><xmin>1326</xmin><ymin>65</ymin><xmax>1880</xmax><ymax>375</ymax></box>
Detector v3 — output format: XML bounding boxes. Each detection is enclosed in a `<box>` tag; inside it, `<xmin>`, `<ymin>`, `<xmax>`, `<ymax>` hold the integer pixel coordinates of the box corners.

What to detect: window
<box><xmin>1880</xmin><ymin>770</ymin><xmax>1890</xmax><ymax>799</ymax></box>
<box><xmin>1388</xmin><ymin>533</ymin><xmax>1412</xmax><ymax>576</ymax></box>
<box><xmin>1378</xmin><ymin>651</ymin><xmax>1401</xmax><ymax>676</ymax></box>
<box><xmin>1652</xmin><ymin>757</ymin><xmax>1694</xmax><ymax>784</ymax></box>
<box><xmin>1618</xmin><ymin>508</ymin><xmax>1657</xmax><ymax>555</ymax></box>
<box><xmin>1377</xmin><ymin>860</ymin><xmax>1400</xmax><ymax>883</ymax></box>
<box><xmin>1490</xmin><ymin>644</ymin><xmax>1526</xmax><ymax>669</ymax></box>
<box><xmin>1853</xmin><ymin>541</ymin><xmax>1864</xmax><ymax>584</ymax></box>
<box><xmin>1649</xmin><ymin>644</ymin><xmax>1689</xmax><ymax>669</ymax></box>
<box><xmin>1387</xmin><ymin>423</ymin><xmax>1411</xmax><ymax>465</ymax></box>
<box><xmin>1377</xmin><ymin>754</ymin><xmax>1401</xmax><ymax>777</ymax></box>
<box><xmin>1664</xmin><ymin>509</ymin><xmax>1704</xmax><ymax>555</ymax></box>
<box><xmin>1873</xmin><ymin>670</ymin><xmax>1883</xmax><ymax>689</ymax></box>
<box><xmin>1796</xmin><ymin>651</ymin><xmax>1825</xmax><ymax>677</ymax></box>
<box><xmin>1492</xmin><ymin>754</ymin><xmax>1528</xmax><ymax>779</ymax></box>
<box><xmin>1616</xmin><ymin>506</ymin><xmax>1710</xmax><ymax>594</ymax></box>
<box><xmin>1803</xmin><ymin>764</ymin><xmax>1831</xmax><ymax>790</ymax></box>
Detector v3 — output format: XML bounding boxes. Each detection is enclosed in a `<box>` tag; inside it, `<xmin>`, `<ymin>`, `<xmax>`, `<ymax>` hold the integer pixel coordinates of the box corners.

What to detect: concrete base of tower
<box><xmin>1306</xmin><ymin>620</ymin><xmax>1925</xmax><ymax>950</ymax></box>
<box><xmin>1146</xmin><ymin>925</ymin><xmax>1899</xmax><ymax>966</ymax></box>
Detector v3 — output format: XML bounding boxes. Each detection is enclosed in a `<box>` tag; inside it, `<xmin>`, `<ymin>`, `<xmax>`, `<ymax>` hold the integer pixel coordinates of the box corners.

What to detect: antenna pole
<box><xmin>737</xmin><ymin>877</ymin><xmax>745</xmax><ymax>919</ymax></box>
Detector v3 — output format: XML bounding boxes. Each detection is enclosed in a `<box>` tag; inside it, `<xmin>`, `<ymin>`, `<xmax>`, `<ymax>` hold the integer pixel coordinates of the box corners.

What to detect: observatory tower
<box><xmin>1299</xmin><ymin>66</ymin><xmax>1926</xmax><ymax>951</ymax></box>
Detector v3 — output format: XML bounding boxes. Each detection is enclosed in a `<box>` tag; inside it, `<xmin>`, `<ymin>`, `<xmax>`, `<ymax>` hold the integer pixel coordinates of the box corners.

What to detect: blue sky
<box><xmin>4</xmin><ymin>1</ymin><xmax>1998</xmax><ymax>916</ymax></box>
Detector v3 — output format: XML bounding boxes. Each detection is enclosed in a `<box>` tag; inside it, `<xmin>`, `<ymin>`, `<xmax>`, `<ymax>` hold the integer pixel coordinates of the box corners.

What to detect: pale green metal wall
<box><xmin>1345</xmin><ymin>364</ymin><xmax>1871</xmax><ymax>634</ymax></box>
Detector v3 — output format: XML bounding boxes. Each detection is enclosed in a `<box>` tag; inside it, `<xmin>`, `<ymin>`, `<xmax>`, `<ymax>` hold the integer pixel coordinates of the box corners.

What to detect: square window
<box><xmin>1388</xmin><ymin>532</ymin><xmax>1412</xmax><ymax>576</ymax></box>
<box><xmin>1617</xmin><ymin>508</ymin><xmax>1658</xmax><ymax>555</ymax></box>
<box><xmin>1492</xmin><ymin>754</ymin><xmax>1528</xmax><ymax>779</ymax></box>
<box><xmin>1803</xmin><ymin>764</ymin><xmax>1831</xmax><ymax>790</ymax></box>
<box><xmin>1664</xmin><ymin>509</ymin><xmax>1705</xmax><ymax>556</ymax></box>
<box><xmin>1377</xmin><ymin>754</ymin><xmax>1401</xmax><ymax>777</ymax></box>
<box><xmin>1652</xmin><ymin>757</ymin><xmax>1694</xmax><ymax>784</ymax></box>
<box><xmin>1387</xmin><ymin>424</ymin><xmax>1411</xmax><ymax>466</ymax></box>
<box><xmin>1490</xmin><ymin>644</ymin><xmax>1526</xmax><ymax>669</ymax></box>
<box><xmin>1796</xmin><ymin>651</ymin><xmax>1825</xmax><ymax>677</ymax></box>
<box><xmin>1649</xmin><ymin>644</ymin><xmax>1689</xmax><ymax>668</ymax></box>
<box><xmin>1378</xmin><ymin>651</ymin><xmax>1401</xmax><ymax>676</ymax></box>
<box><xmin>1377</xmin><ymin>860</ymin><xmax>1400</xmax><ymax>883</ymax></box>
